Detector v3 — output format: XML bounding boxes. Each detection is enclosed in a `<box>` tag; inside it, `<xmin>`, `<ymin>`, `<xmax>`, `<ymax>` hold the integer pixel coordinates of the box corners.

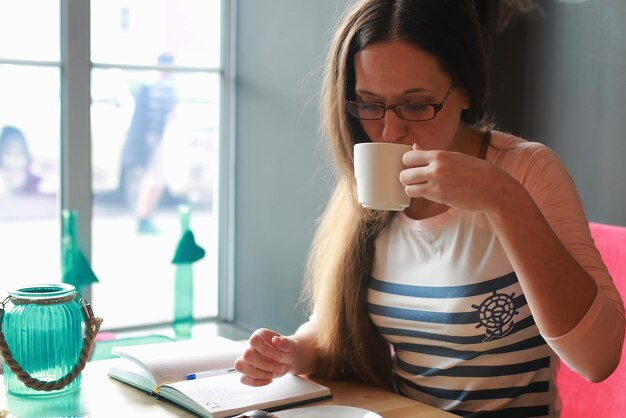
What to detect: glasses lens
<box><xmin>396</xmin><ymin>104</ymin><xmax>435</xmax><ymax>121</ymax></box>
<box><xmin>346</xmin><ymin>102</ymin><xmax>383</xmax><ymax>120</ymax></box>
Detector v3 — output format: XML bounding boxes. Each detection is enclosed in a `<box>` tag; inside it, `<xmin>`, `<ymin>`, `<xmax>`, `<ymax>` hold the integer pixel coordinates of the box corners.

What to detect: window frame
<box><xmin>60</xmin><ymin>0</ymin><xmax>236</xmax><ymax>326</ymax></box>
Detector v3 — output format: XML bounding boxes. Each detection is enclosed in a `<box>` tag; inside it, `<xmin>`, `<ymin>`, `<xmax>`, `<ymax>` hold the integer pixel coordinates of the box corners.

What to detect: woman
<box><xmin>234</xmin><ymin>1</ymin><xmax>625</xmax><ymax>416</ymax></box>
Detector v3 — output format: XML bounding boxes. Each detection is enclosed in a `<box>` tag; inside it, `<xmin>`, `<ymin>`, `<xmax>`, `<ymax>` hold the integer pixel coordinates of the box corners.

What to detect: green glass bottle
<box><xmin>172</xmin><ymin>205</ymin><xmax>196</xmax><ymax>337</ymax></box>
<box><xmin>2</xmin><ymin>284</ymin><xmax>83</xmax><ymax>397</ymax></box>
<box><xmin>61</xmin><ymin>209</ymin><xmax>98</xmax><ymax>288</ymax></box>
<box><xmin>171</xmin><ymin>205</ymin><xmax>205</xmax><ymax>337</ymax></box>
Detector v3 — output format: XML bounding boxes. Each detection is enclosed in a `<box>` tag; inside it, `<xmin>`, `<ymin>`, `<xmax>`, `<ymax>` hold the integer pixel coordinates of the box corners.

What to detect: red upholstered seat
<box><xmin>557</xmin><ymin>222</ymin><xmax>626</xmax><ymax>417</ymax></box>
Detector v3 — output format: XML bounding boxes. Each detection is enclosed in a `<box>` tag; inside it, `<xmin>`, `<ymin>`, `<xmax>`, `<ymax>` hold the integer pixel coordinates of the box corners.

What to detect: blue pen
<box><xmin>186</xmin><ymin>367</ymin><xmax>237</xmax><ymax>380</ymax></box>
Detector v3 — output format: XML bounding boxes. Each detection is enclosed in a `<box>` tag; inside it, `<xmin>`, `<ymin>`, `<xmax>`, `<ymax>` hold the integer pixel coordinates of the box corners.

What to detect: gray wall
<box><xmin>487</xmin><ymin>0</ymin><xmax>626</xmax><ymax>226</ymax></box>
<box><xmin>233</xmin><ymin>0</ymin><xmax>346</xmax><ymax>334</ymax></box>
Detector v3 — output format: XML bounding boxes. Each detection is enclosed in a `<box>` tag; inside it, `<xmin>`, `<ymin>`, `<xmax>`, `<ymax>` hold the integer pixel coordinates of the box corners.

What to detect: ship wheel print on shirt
<box><xmin>472</xmin><ymin>290</ymin><xmax>520</xmax><ymax>342</ymax></box>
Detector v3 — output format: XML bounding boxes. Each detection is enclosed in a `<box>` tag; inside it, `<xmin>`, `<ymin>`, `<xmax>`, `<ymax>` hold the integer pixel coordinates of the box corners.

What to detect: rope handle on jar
<box><xmin>0</xmin><ymin>293</ymin><xmax>103</xmax><ymax>392</ymax></box>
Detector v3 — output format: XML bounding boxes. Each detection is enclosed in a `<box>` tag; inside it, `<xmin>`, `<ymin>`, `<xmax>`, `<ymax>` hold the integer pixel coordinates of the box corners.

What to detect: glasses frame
<box><xmin>345</xmin><ymin>82</ymin><xmax>456</xmax><ymax>122</ymax></box>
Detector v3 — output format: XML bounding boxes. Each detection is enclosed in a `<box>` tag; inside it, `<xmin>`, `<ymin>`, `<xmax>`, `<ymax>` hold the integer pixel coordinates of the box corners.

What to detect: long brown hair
<box><xmin>304</xmin><ymin>0</ymin><xmax>490</xmax><ymax>390</ymax></box>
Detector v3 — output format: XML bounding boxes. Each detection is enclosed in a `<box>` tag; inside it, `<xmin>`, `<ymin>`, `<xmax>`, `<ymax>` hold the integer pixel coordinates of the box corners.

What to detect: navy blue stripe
<box><xmin>368</xmin><ymin>293</ymin><xmax>527</xmax><ymax>325</ymax></box>
<box><xmin>368</xmin><ymin>303</ymin><xmax>478</xmax><ymax>324</ymax></box>
<box><xmin>402</xmin><ymin>379</ymin><xmax>549</xmax><ymax>401</ymax></box>
<box><xmin>394</xmin><ymin>335</ymin><xmax>547</xmax><ymax>360</ymax></box>
<box><xmin>451</xmin><ymin>405</ymin><xmax>549</xmax><ymax>417</ymax></box>
<box><xmin>369</xmin><ymin>271</ymin><xmax>518</xmax><ymax>298</ymax></box>
<box><xmin>397</xmin><ymin>356</ymin><xmax>550</xmax><ymax>377</ymax></box>
<box><xmin>376</xmin><ymin>315</ymin><xmax>537</xmax><ymax>345</ymax></box>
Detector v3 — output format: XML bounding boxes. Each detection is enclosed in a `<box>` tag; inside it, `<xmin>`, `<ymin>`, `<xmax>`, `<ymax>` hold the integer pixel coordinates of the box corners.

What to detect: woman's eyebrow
<box><xmin>354</xmin><ymin>89</ymin><xmax>379</xmax><ymax>97</ymax></box>
<box><xmin>402</xmin><ymin>87</ymin><xmax>434</xmax><ymax>95</ymax></box>
<box><xmin>355</xmin><ymin>87</ymin><xmax>434</xmax><ymax>97</ymax></box>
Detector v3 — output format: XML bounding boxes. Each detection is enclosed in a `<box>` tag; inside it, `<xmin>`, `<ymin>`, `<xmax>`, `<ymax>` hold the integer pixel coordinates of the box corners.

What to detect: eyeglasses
<box><xmin>345</xmin><ymin>82</ymin><xmax>456</xmax><ymax>122</ymax></box>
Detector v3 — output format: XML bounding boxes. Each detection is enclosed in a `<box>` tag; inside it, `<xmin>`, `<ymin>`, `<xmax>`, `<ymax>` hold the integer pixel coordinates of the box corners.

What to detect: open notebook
<box><xmin>108</xmin><ymin>337</ymin><xmax>332</xmax><ymax>418</ymax></box>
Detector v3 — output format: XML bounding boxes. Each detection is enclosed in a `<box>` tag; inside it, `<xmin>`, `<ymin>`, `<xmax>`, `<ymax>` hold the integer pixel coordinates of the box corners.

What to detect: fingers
<box><xmin>402</xmin><ymin>147</ymin><xmax>435</xmax><ymax>168</ymax></box>
<box><xmin>400</xmin><ymin>148</ymin><xmax>436</xmax><ymax>186</ymax></box>
<box><xmin>235</xmin><ymin>329</ymin><xmax>296</xmax><ymax>387</ymax></box>
<box><xmin>400</xmin><ymin>168</ymin><xmax>427</xmax><ymax>188</ymax></box>
<box><xmin>400</xmin><ymin>148</ymin><xmax>456</xmax><ymax>188</ymax></box>
<box><xmin>400</xmin><ymin>161</ymin><xmax>430</xmax><ymax>189</ymax></box>
<box><xmin>404</xmin><ymin>183</ymin><xmax>436</xmax><ymax>201</ymax></box>
<box><xmin>400</xmin><ymin>150</ymin><xmax>446</xmax><ymax>200</ymax></box>
<box><xmin>239</xmin><ymin>373</ymin><xmax>273</xmax><ymax>387</ymax></box>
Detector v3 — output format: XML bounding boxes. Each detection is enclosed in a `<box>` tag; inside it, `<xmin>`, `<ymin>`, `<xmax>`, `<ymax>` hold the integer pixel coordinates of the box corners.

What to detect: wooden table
<box><xmin>0</xmin><ymin>359</ymin><xmax>455</xmax><ymax>417</ymax></box>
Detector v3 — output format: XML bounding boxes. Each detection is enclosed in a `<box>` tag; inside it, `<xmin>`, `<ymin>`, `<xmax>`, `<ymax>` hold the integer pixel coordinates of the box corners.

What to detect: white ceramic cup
<box><xmin>354</xmin><ymin>142</ymin><xmax>412</xmax><ymax>211</ymax></box>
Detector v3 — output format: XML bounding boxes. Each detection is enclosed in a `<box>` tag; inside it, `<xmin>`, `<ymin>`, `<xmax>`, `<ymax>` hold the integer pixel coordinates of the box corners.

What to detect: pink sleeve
<box><xmin>511</xmin><ymin>144</ymin><xmax>625</xmax><ymax>381</ymax></box>
<box><xmin>545</xmin><ymin>289</ymin><xmax>623</xmax><ymax>381</ymax></box>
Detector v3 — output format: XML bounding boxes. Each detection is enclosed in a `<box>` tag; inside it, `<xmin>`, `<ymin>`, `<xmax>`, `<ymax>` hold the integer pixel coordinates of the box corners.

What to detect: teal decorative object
<box><xmin>171</xmin><ymin>205</ymin><xmax>205</xmax><ymax>337</ymax></box>
<box><xmin>62</xmin><ymin>210</ymin><xmax>98</xmax><ymax>288</ymax></box>
<box><xmin>171</xmin><ymin>230</ymin><xmax>206</xmax><ymax>264</ymax></box>
<box><xmin>0</xmin><ymin>284</ymin><xmax>103</xmax><ymax>396</ymax></box>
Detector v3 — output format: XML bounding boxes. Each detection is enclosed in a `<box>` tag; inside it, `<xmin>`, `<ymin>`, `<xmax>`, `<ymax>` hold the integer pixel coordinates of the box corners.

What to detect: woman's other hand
<box><xmin>234</xmin><ymin>328</ymin><xmax>297</xmax><ymax>387</ymax></box>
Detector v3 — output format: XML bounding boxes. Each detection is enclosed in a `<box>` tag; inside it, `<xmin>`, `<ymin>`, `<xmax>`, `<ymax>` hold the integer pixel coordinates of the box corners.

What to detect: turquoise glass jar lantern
<box><xmin>0</xmin><ymin>284</ymin><xmax>102</xmax><ymax>397</ymax></box>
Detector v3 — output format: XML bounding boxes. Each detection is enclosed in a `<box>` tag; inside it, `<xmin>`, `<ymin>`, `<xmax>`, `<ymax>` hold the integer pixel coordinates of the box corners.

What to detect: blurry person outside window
<box><xmin>122</xmin><ymin>53</ymin><xmax>178</xmax><ymax>234</ymax></box>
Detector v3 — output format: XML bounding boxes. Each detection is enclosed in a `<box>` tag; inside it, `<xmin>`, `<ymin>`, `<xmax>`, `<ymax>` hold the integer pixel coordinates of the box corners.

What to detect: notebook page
<box><xmin>163</xmin><ymin>372</ymin><xmax>330</xmax><ymax>417</ymax></box>
<box><xmin>112</xmin><ymin>337</ymin><xmax>244</xmax><ymax>384</ymax></box>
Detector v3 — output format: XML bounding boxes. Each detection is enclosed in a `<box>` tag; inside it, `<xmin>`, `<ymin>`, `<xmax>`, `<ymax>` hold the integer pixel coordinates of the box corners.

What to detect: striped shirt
<box><xmin>367</xmin><ymin>132</ymin><xmax>624</xmax><ymax>417</ymax></box>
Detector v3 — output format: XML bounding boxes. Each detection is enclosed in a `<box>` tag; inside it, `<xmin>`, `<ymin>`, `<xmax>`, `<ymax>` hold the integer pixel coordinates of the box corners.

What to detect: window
<box><xmin>0</xmin><ymin>0</ymin><xmax>226</xmax><ymax>331</ymax></box>
<box><xmin>0</xmin><ymin>0</ymin><xmax>61</xmax><ymax>295</ymax></box>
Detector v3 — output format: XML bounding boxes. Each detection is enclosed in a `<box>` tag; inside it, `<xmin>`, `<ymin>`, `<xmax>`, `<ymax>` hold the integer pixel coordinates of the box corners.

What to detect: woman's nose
<box><xmin>380</xmin><ymin>109</ymin><xmax>407</xmax><ymax>143</ymax></box>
